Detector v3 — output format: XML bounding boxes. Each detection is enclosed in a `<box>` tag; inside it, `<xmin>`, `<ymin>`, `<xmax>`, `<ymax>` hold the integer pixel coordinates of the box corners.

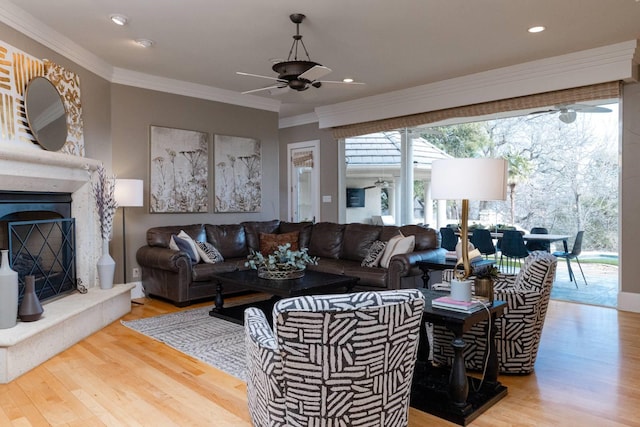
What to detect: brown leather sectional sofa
<box><xmin>136</xmin><ymin>219</ymin><xmax>444</xmax><ymax>306</ymax></box>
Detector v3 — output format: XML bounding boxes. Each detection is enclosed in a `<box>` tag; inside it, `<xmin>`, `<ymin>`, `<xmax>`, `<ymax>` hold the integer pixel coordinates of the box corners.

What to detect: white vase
<box><xmin>97</xmin><ymin>239</ymin><xmax>116</xmax><ymax>290</ymax></box>
<box><xmin>0</xmin><ymin>249</ymin><xmax>19</xmax><ymax>329</ymax></box>
<box><xmin>450</xmin><ymin>278</ymin><xmax>473</xmax><ymax>303</ymax></box>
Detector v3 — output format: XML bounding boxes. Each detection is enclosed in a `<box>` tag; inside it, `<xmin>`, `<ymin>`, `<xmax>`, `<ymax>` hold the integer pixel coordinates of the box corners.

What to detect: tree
<box><xmin>504</xmin><ymin>153</ymin><xmax>533</xmax><ymax>225</ymax></box>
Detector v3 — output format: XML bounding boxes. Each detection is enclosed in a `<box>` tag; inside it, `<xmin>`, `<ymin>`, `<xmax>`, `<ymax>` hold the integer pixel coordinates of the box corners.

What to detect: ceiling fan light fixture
<box><xmin>559</xmin><ymin>110</ymin><xmax>577</xmax><ymax>124</ymax></box>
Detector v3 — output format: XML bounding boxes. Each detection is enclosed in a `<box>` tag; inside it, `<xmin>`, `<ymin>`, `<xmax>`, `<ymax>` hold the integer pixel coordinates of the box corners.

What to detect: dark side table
<box><xmin>410</xmin><ymin>289</ymin><xmax>507</xmax><ymax>425</ymax></box>
<box><xmin>417</xmin><ymin>257</ymin><xmax>495</xmax><ymax>289</ymax></box>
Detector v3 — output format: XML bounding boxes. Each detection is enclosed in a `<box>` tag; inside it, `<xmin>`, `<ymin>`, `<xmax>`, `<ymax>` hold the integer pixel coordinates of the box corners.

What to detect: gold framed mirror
<box><xmin>25</xmin><ymin>76</ymin><xmax>68</xmax><ymax>151</ymax></box>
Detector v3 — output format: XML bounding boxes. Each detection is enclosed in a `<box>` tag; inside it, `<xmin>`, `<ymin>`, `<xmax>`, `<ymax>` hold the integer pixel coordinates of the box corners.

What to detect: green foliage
<box><xmin>245</xmin><ymin>243</ymin><xmax>318</xmax><ymax>271</ymax></box>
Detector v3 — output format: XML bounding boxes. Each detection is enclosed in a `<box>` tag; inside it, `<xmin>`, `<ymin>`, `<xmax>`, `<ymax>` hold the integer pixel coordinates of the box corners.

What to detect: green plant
<box><xmin>245</xmin><ymin>243</ymin><xmax>318</xmax><ymax>271</ymax></box>
<box><xmin>475</xmin><ymin>265</ymin><xmax>500</xmax><ymax>279</ymax></box>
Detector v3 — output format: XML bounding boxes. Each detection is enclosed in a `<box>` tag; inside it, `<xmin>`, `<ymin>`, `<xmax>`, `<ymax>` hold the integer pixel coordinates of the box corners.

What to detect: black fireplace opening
<box><xmin>0</xmin><ymin>191</ymin><xmax>77</xmax><ymax>303</ymax></box>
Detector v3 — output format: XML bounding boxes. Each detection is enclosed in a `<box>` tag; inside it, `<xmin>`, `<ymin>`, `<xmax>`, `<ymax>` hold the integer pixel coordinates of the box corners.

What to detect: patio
<box><xmin>550</xmin><ymin>260</ymin><xmax>618</xmax><ymax>308</ymax></box>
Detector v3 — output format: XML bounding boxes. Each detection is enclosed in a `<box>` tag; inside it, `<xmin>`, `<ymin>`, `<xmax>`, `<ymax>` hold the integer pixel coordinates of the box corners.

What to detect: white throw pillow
<box><xmin>379</xmin><ymin>234</ymin><xmax>404</xmax><ymax>269</ymax></box>
<box><xmin>380</xmin><ymin>234</ymin><xmax>415</xmax><ymax>269</ymax></box>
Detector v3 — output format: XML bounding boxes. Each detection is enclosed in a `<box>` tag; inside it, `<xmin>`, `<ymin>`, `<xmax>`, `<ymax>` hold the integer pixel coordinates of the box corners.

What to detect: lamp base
<box><xmin>450</xmin><ymin>279</ymin><xmax>473</xmax><ymax>302</ymax></box>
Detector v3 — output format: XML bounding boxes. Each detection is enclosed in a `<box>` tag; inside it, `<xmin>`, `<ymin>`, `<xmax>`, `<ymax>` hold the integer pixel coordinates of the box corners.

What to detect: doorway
<box><xmin>288</xmin><ymin>140</ymin><xmax>320</xmax><ymax>222</ymax></box>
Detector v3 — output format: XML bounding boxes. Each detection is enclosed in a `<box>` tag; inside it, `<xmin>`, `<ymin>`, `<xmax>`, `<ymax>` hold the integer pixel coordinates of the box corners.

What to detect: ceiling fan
<box><xmin>236</xmin><ymin>13</ymin><xmax>364</xmax><ymax>95</ymax></box>
<box><xmin>529</xmin><ymin>104</ymin><xmax>612</xmax><ymax>124</ymax></box>
<box><xmin>364</xmin><ymin>178</ymin><xmax>391</xmax><ymax>190</ymax></box>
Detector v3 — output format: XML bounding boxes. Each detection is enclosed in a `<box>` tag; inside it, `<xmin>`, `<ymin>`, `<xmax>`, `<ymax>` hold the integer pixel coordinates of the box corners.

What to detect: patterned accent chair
<box><xmin>432</xmin><ymin>251</ymin><xmax>557</xmax><ymax>374</ymax></box>
<box><xmin>244</xmin><ymin>289</ymin><xmax>425</xmax><ymax>427</ymax></box>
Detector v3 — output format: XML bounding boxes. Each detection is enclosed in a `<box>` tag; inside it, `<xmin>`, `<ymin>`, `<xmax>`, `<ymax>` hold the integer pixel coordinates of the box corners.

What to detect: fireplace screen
<box><xmin>8</xmin><ymin>218</ymin><xmax>76</xmax><ymax>303</ymax></box>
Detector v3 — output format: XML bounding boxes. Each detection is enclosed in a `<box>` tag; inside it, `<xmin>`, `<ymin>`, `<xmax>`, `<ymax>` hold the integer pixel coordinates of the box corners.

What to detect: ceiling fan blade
<box><xmin>568</xmin><ymin>104</ymin><xmax>612</xmax><ymax>113</ymax></box>
<box><xmin>528</xmin><ymin>109</ymin><xmax>557</xmax><ymax>115</ymax></box>
<box><xmin>299</xmin><ymin>65</ymin><xmax>332</xmax><ymax>81</ymax></box>
<box><xmin>318</xmin><ymin>80</ymin><xmax>366</xmax><ymax>86</ymax></box>
<box><xmin>236</xmin><ymin>71</ymin><xmax>284</xmax><ymax>82</ymax></box>
<box><xmin>241</xmin><ymin>85</ymin><xmax>282</xmax><ymax>95</ymax></box>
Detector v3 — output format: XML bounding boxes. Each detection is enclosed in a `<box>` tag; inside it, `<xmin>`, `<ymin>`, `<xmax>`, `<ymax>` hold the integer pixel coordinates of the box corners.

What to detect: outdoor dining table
<box><xmin>460</xmin><ymin>231</ymin><xmax>571</xmax><ymax>252</ymax></box>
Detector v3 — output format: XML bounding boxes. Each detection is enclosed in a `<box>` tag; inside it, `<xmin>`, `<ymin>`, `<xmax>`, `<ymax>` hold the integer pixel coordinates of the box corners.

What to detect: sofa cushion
<box><xmin>380</xmin><ymin>226</ymin><xmax>402</xmax><ymax>242</ymax></box>
<box><xmin>341</xmin><ymin>223</ymin><xmax>382</xmax><ymax>261</ymax></box>
<box><xmin>361</xmin><ymin>240</ymin><xmax>387</xmax><ymax>267</ymax></box>
<box><xmin>380</xmin><ymin>234</ymin><xmax>415</xmax><ymax>269</ymax></box>
<box><xmin>205</xmin><ymin>224</ymin><xmax>248</xmax><ymax>259</ymax></box>
<box><xmin>400</xmin><ymin>225</ymin><xmax>439</xmax><ymax>251</ymax></box>
<box><xmin>308</xmin><ymin>222</ymin><xmax>345</xmax><ymax>259</ymax></box>
<box><xmin>196</xmin><ymin>241</ymin><xmax>224</xmax><ymax>263</ymax></box>
<box><xmin>169</xmin><ymin>231</ymin><xmax>200</xmax><ymax>264</ymax></box>
<box><xmin>279</xmin><ymin>222</ymin><xmax>313</xmax><ymax>248</ymax></box>
<box><xmin>242</xmin><ymin>220</ymin><xmax>280</xmax><ymax>252</ymax></box>
<box><xmin>259</xmin><ymin>231</ymin><xmax>300</xmax><ymax>255</ymax></box>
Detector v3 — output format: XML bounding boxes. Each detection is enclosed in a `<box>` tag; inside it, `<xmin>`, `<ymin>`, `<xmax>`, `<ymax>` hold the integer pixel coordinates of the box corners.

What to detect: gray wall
<box><xmin>0</xmin><ymin>22</ymin><xmax>112</xmax><ymax>168</ymax></box>
<box><xmin>110</xmin><ymin>84</ymin><xmax>279</xmax><ymax>283</ymax></box>
<box><xmin>279</xmin><ymin>123</ymin><xmax>339</xmax><ymax>222</ymax></box>
<box><xmin>621</xmin><ymin>81</ymin><xmax>640</xmax><ymax>299</ymax></box>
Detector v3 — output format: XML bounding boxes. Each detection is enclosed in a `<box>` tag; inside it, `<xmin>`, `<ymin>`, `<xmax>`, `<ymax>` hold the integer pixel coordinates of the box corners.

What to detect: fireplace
<box><xmin>0</xmin><ymin>191</ymin><xmax>77</xmax><ymax>303</ymax></box>
<box><xmin>0</xmin><ymin>147</ymin><xmax>134</xmax><ymax>384</ymax></box>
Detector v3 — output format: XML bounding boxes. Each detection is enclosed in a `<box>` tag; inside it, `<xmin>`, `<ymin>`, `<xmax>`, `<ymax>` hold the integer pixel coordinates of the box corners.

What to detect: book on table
<box><xmin>431</xmin><ymin>296</ymin><xmax>491</xmax><ymax>313</ymax></box>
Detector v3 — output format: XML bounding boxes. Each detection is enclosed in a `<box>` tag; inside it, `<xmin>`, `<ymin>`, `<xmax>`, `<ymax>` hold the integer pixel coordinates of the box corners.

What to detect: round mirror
<box><xmin>25</xmin><ymin>76</ymin><xmax>68</xmax><ymax>151</ymax></box>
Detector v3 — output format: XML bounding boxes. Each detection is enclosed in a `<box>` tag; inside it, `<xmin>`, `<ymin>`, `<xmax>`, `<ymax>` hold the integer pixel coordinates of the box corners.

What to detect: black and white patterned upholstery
<box><xmin>432</xmin><ymin>251</ymin><xmax>557</xmax><ymax>374</ymax></box>
<box><xmin>244</xmin><ymin>289</ymin><xmax>425</xmax><ymax>427</ymax></box>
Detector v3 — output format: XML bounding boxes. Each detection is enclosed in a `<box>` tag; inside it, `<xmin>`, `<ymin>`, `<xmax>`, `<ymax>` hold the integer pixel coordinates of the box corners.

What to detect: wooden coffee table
<box><xmin>208</xmin><ymin>269</ymin><xmax>360</xmax><ymax>324</ymax></box>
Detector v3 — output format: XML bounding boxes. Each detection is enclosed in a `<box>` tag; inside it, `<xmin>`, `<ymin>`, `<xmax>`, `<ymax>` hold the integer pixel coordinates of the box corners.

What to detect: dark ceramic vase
<box><xmin>19</xmin><ymin>275</ymin><xmax>44</xmax><ymax>322</ymax></box>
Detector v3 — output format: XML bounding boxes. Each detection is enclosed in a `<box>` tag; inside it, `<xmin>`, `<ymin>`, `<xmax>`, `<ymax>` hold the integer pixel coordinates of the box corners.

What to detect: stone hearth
<box><xmin>0</xmin><ymin>145</ymin><xmax>133</xmax><ymax>383</ymax></box>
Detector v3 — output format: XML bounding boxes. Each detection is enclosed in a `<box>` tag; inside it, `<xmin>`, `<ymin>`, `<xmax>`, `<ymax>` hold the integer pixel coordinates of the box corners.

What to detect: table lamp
<box><xmin>114</xmin><ymin>179</ymin><xmax>144</xmax><ymax>283</ymax></box>
<box><xmin>431</xmin><ymin>158</ymin><xmax>507</xmax><ymax>287</ymax></box>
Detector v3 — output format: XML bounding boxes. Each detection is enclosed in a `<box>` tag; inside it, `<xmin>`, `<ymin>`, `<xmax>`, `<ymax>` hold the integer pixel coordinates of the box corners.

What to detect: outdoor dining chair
<box><xmin>526</xmin><ymin>227</ymin><xmax>551</xmax><ymax>252</ymax></box>
<box><xmin>440</xmin><ymin>227</ymin><xmax>458</xmax><ymax>251</ymax></box>
<box><xmin>470</xmin><ymin>228</ymin><xmax>497</xmax><ymax>259</ymax></box>
<box><xmin>499</xmin><ymin>230</ymin><xmax>529</xmax><ymax>273</ymax></box>
<box><xmin>553</xmin><ymin>230</ymin><xmax>588</xmax><ymax>287</ymax></box>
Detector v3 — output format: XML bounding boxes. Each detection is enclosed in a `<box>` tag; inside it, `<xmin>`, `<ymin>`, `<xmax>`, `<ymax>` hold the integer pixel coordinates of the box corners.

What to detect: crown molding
<box><xmin>316</xmin><ymin>39</ymin><xmax>639</xmax><ymax>129</ymax></box>
<box><xmin>111</xmin><ymin>68</ymin><xmax>281</xmax><ymax>112</ymax></box>
<box><xmin>0</xmin><ymin>3</ymin><xmax>280</xmax><ymax>113</ymax></box>
<box><xmin>0</xmin><ymin>2</ymin><xmax>114</xmax><ymax>81</ymax></box>
<box><xmin>279</xmin><ymin>112</ymin><xmax>319</xmax><ymax>129</ymax></box>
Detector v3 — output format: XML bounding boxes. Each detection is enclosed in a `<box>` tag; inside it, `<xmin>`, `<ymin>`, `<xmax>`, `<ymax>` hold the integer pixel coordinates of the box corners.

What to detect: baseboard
<box><xmin>617</xmin><ymin>291</ymin><xmax>640</xmax><ymax>313</ymax></box>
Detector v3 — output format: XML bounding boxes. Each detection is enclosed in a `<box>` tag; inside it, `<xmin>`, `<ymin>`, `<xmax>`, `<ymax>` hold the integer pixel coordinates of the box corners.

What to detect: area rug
<box><xmin>121</xmin><ymin>306</ymin><xmax>248</xmax><ymax>381</ymax></box>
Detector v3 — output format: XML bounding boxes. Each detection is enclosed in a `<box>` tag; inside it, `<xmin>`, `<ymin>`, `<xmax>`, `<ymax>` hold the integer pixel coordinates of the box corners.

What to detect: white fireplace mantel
<box><xmin>0</xmin><ymin>145</ymin><xmax>132</xmax><ymax>384</ymax></box>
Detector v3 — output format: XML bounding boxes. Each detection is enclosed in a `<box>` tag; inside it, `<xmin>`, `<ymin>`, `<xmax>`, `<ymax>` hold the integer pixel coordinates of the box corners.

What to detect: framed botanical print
<box><xmin>214</xmin><ymin>134</ymin><xmax>261</xmax><ymax>213</ymax></box>
<box><xmin>149</xmin><ymin>125</ymin><xmax>208</xmax><ymax>213</ymax></box>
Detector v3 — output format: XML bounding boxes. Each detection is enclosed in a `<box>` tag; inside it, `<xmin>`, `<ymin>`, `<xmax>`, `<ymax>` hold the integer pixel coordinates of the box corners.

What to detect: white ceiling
<box><xmin>5</xmin><ymin>0</ymin><xmax>640</xmax><ymax>119</ymax></box>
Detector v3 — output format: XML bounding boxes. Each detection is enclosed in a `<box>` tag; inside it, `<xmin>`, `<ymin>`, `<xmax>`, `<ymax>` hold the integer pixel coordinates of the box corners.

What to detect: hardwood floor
<box><xmin>1</xmin><ymin>295</ymin><xmax>639</xmax><ymax>426</ymax></box>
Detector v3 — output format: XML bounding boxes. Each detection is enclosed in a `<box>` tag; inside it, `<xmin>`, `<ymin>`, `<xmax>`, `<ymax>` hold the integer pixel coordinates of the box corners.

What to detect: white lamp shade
<box><xmin>431</xmin><ymin>158</ymin><xmax>508</xmax><ymax>201</ymax></box>
<box><xmin>114</xmin><ymin>179</ymin><xmax>144</xmax><ymax>207</ymax></box>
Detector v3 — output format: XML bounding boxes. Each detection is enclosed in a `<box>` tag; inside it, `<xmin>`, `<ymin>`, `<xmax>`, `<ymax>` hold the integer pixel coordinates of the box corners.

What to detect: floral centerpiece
<box><xmin>245</xmin><ymin>243</ymin><xmax>318</xmax><ymax>280</ymax></box>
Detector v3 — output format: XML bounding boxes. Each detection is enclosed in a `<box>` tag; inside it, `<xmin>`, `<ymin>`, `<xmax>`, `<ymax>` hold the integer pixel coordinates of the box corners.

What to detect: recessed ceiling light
<box><xmin>528</xmin><ymin>26</ymin><xmax>546</xmax><ymax>33</ymax></box>
<box><xmin>110</xmin><ymin>14</ymin><xmax>128</xmax><ymax>26</ymax></box>
<box><xmin>343</xmin><ymin>78</ymin><xmax>354</xmax><ymax>83</ymax></box>
<box><xmin>134</xmin><ymin>38</ymin><xmax>154</xmax><ymax>48</ymax></box>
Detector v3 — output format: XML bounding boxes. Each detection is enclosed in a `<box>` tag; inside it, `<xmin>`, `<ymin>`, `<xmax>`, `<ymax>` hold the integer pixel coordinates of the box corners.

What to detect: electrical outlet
<box><xmin>132</xmin><ymin>267</ymin><xmax>141</xmax><ymax>279</ymax></box>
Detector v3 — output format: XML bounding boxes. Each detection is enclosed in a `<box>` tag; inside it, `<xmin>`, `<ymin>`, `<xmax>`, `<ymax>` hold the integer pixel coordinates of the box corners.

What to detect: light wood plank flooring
<box><xmin>1</xmin><ymin>294</ymin><xmax>639</xmax><ymax>426</ymax></box>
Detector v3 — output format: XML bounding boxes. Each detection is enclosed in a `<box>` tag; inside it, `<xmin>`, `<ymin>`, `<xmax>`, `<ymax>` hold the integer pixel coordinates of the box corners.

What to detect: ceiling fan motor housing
<box><xmin>272</xmin><ymin>60</ymin><xmax>319</xmax><ymax>90</ymax></box>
